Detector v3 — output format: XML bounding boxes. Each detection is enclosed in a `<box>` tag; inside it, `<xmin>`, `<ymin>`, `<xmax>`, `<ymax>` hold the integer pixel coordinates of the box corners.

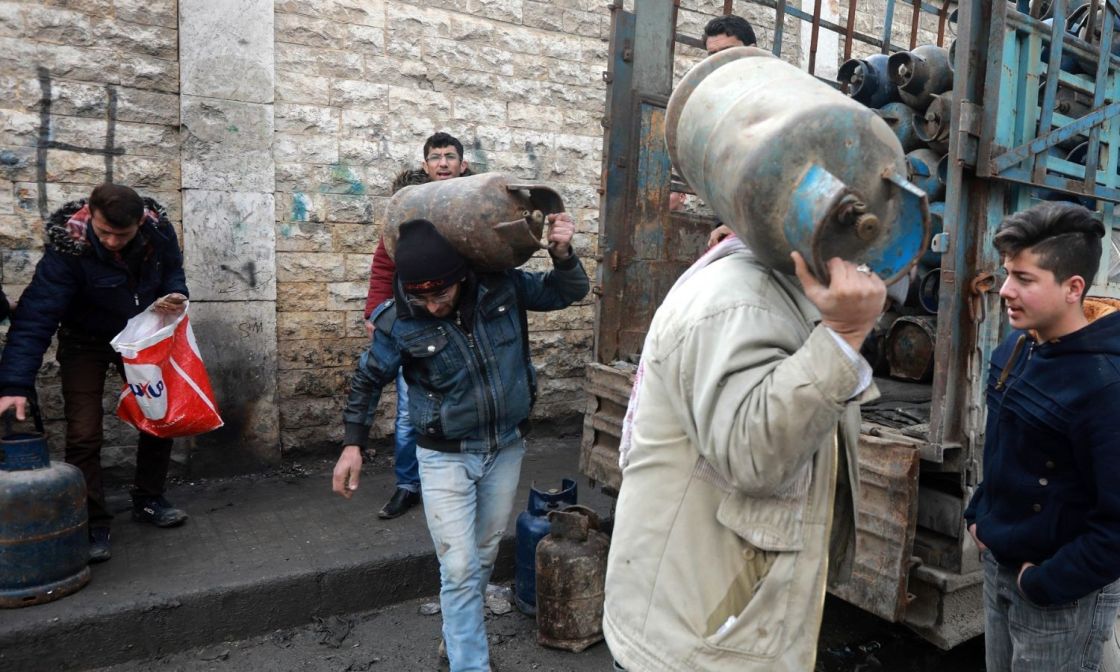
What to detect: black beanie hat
<box><xmin>396</xmin><ymin>218</ymin><xmax>468</xmax><ymax>294</ymax></box>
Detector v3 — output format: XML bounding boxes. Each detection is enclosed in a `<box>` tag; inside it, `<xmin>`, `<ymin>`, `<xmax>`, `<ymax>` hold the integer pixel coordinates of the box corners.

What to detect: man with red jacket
<box><xmin>363</xmin><ymin>131</ymin><xmax>471</xmax><ymax>519</ymax></box>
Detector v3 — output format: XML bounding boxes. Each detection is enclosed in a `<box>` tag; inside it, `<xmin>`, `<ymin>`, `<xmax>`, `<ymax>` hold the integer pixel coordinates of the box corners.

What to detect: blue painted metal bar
<box><xmin>1001</xmin><ymin>164</ymin><xmax>1120</xmax><ymax>200</ymax></box>
<box><xmin>1083</xmin><ymin>5</ymin><xmax>1115</xmax><ymax>192</ymax></box>
<box><xmin>991</xmin><ymin>100</ymin><xmax>1120</xmax><ymax>173</ymax></box>
<box><xmin>1031</xmin><ymin>0</ymin><xmax>1067</xmax><ymax>183</ymax></box>
<box><xmin>978</xmin><ymin>0</ymin><xmax>1013</xmax><ymax>177</ymax></box>
<box><xmin>774</xmin><ymin>0</ymin><xmax>786</xmax><ymax>57</ymax></box>
<box><xmin>1006</xmin><ymin>10</ymin><xmax>1120</xmax><ymax>70</ymax></box>
<box><xmin>882</xmin><ymin>0</ymin><xmax>897</xmax><ymax>54</ymax></box>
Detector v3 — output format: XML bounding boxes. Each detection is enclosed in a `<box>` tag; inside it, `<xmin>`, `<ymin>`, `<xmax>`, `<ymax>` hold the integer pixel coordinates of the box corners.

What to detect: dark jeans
<box><xmin>57</xmin><ymin>334</ymin><xmax>173</xmax><ymax>529</ymax></box>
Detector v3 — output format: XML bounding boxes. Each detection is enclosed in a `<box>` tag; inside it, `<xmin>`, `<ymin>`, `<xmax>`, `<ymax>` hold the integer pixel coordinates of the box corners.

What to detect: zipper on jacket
<box><xmin>445</xmin><ymin>324</ymin><xmax>500</xmax><ymax>450</ymax></box>
<box><xmin>133</xmin><ymin>293</ymin><xmax>139</xmax><ymax>307</ymax></box>
<box><xmin>464</xmin><ymin>328</ymin><xmax>500</xmax><ymax>450</ymax></box>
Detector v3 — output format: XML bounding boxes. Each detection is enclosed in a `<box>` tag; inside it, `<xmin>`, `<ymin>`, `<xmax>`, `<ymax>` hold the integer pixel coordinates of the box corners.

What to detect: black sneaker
<box><xmin>88</xmin><ymin>527</ymin><xmax>111</xmax><ymax>564</ymax></box>
<box><xmin>377</xmin><ymin>487</ymin><xmax>421</xmax><ymax>519</ymax></box>
<box><xmin>131</xmin><ymin>495</ymin><xmax>188</xmax><ymax>528</ymax></box>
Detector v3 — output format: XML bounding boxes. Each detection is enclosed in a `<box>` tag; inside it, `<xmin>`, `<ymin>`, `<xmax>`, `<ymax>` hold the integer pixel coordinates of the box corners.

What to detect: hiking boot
<box><xmin>88</xmin><ymin>527</ymin><xmax>111</xmax><ymax>563</ymax></box>
<box><xmin>378</xmin><ymin>487</ymin><xmax>420</xmax><ymax>519</ymax></box>
<box><xmin>131</xmin><ymin>495</ymin><xmax>188</xmax><ymax>528</ymax></box>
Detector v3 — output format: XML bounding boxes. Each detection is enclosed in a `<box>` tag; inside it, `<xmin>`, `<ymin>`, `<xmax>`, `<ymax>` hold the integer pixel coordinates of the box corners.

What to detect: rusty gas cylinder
<box><xmin>536</xmin><ymin>505</ymin><xmax>609</xmax><ymax>652</ymax></box>
<box><xmin>666</xmin><ymin>46</ymin><xmax>929</xmax><ymax>285</ymax></box>
<box><xmin>384</xmin><ymin>172</ymin><xmax>566</xmax><ymax>272</ymax></box>
<box><xmin>886</xmin><ymin>315</ymin><xmax>938</xmax><ymax>382</ymax></box>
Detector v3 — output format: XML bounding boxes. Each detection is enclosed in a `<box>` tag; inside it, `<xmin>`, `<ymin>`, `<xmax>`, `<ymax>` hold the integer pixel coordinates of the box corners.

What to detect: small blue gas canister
<box><xmin>514</xmin><ymin>478</ymin><xmax>577</xmax><ymax>615</ymax></box>
<box><xmin>0</xmin><ymin>408</ymin><xmax>90</xmax><ymax>608</ymax></box>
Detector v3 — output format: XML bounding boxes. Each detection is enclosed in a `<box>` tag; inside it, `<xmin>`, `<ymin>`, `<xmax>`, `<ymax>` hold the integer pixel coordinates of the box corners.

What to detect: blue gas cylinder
<box><xmin>514</xmin><ymin>478</ymin><xmax>577</xmax><ymax>615</ymax></box>
<box><xmin>0</xmin><ymin>411</ymin><xmax>90</xmax><ymax>608</ymax></box>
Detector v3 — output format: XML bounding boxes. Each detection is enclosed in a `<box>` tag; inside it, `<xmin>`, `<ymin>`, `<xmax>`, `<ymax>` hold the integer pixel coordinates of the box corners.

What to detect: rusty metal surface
<box><xmin>592</xmin><ymin>5</ymin><xmax>636</xmax><ymax>366</ymax></box>
<box><xmin>829</xmin><ymin>432</ymin><xmax>922</xmax><ymax>623</ymax></box>
<box><xmin>535</xmin><ymin>507</ymin><xmax>610</xmax><ymax>653</ymax></box>
<box><xmin>383</xmin><ymin>172</ymin><xmax>564</xmax><ymax>272</ymax></box>
<box><xmin>887</xmin><ymin>315</ymin><xmax>938</xmax><ymax>382</ymax></box>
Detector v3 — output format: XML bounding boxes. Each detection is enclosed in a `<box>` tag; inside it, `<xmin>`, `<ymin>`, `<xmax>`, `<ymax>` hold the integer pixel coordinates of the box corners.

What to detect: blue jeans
<box><xmin>417</xmin><ymin>441</ymin><xmax>526</xmax><ymax>672</ymax></box>
<box><xmin>394</xmin><ymin>369</ymin><xmax>419</xmax><ymax>492</ymax></box>
<box><xmin>983</xmin><ymin>550</ymin><xmax>1120</xmax><ymax>671</ymax></box>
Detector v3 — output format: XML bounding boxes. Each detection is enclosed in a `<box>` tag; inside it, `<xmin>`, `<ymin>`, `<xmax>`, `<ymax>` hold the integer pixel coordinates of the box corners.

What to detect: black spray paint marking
<box><xmin>220</xmin><ymin>260</ymin><xmax>258</xmax><ymax>288</ymax></box>
<box><xmin>35</xmin><ymin>68</ymin><xmax>125</xmax><ymax>220</ymax></box>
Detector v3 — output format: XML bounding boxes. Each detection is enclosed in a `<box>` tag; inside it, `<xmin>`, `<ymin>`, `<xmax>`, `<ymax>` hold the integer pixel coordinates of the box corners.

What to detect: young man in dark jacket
<box><xmin>964</xmin><ymin>201</ymin><xmax>1120</xmax><ymax>671</ymax></box>
<box><xmin>0</xmin><ymin>183</ymin><xmax>190</xmax><ymax>563</ymax></box>
<box><xmin>362</xmin><ymin>131</ymin><xmax>472</xmax><ymax>520</ymax></box>
<box><xmin>333</xmin><ymin>216</ymin><xmax>588</xmax><ymax>672</ymax></box>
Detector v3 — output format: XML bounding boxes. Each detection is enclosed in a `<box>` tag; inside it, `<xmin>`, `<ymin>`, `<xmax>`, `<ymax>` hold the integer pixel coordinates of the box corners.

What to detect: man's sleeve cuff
<box><xmin>550</xmin><ymin>250</ymin><xmax>579</xmax><ymax>270</ymax></box>
<box><xmin>343</xmin><ymin>422</ymin><xmax>370</xmax><ymax>450</ymax></box>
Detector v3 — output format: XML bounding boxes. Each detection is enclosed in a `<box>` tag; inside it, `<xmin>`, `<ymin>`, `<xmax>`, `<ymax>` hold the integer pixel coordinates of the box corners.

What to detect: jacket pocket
<box><xmin>409</xmin><ymin>387</ymin><xmax>445</xmax><ymax>440</ymax></box>
<box><xmin>702</xmin><ymin>543</ymin><xmax>796</xmax><ymax>659</ymax></box>
<box><xmin>401</xmin><ymin>328</ymin><xmax>461</xmax><ymax>387</ymax></box>
<box><xmin>715</xmin><ymin>477</ymin><xmax>808</xmax><ymax>552</ymax></box>
<box><xmin>1081</xmin><ymin>580</ymin><xmax>1120</xmax><ymax>671</ymax></box>
<box><xmin>702</xmin><ymin>488</ymin><xmax>809</xmax><ymax>658</ymax></box>
<box><xmin>480</xmin><ymin>287</ymin><xmax>519</xmax><ymax>346</ymax></box>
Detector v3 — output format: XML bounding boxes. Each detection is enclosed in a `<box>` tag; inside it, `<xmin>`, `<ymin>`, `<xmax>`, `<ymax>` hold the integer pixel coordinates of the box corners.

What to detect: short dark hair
<box><xmin>704</xmin><ymin>15</ymin><xmax>757</xmax><ymax>49</ymax></box>
<box><xmin>88</xmin><ymin>183</ymin><xmax>144</xmax><ymax>230</ymax></box>
<box><xmin>423</xmin><ymin>132</ymin><xmax>464</xmax><ymax>160</ymax></box>
<box><xmin>993</xmin><ymin>201</ymin><xmax>1105</xmax><ymax>287</ymax></box>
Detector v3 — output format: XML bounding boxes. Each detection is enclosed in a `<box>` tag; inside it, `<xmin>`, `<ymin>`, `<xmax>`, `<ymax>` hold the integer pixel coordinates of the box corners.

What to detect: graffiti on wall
<box><xmin>36</xmin><ymin>67</ymin><xmax>125</xmax><ymax>219</ymax></box>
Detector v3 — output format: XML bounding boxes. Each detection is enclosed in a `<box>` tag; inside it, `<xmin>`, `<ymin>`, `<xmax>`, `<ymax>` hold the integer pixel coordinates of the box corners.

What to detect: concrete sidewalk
<box><xmin>0</xmin><ymin>434</ymin><xmax>610</xmax><ymax>671</ymax></box>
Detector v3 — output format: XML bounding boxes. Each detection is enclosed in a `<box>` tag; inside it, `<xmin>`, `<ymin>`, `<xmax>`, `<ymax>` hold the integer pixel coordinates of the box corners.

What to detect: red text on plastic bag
<box><xmin>111</xmin><ymin>304</ymin><xmax>223</xmax><ymax>438</ymax></box>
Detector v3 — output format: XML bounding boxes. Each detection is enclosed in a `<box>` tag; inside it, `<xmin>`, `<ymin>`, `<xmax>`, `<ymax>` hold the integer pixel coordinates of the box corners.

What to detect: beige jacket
<box><xmin>603</xmin><ymin>252</ymin><xmax>873</xmax><ymax>672</ymax></box>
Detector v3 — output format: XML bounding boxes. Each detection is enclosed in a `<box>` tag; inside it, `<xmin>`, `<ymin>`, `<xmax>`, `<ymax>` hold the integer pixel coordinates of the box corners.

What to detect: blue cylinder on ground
<box><xmin>514</xmin><ymin>478</ymin><xmax>577</xmax><ymax>615</ymax></box>
<box><xmin>0</xmin><ymin>418</ymin><xmax>90</xmax><ymax>608</ymax></box>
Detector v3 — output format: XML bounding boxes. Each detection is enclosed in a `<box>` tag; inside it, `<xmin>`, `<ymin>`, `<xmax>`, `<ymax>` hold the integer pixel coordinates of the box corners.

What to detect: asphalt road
<box><xmin>88</xmin><ymin>593</ymin><xmax>985</xmax><ymax>672</ymax></box>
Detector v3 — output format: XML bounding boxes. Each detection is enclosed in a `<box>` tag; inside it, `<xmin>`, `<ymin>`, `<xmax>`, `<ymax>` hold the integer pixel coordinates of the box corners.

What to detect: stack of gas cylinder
<box><xmin>837</xmin><ymin>1</ymin><xmax>1104</xmax><ymax>382</ymax></box>
<box><xmin>836</xmin><ymin>43</ymin><xmax>952</xmax><ymax>382</ymax></box>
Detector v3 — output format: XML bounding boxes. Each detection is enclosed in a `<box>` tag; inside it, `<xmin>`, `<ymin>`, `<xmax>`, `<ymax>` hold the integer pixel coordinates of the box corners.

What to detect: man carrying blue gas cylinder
<box><xmin>331</xmin><ymin>215</ymin><xmax>589</xmax><ymax>672</ymax></box>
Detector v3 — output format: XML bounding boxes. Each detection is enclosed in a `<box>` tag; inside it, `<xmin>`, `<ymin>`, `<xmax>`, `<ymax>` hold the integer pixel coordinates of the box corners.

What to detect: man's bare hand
<box><xmin>153</xmin><ymin>293</ymin><xmax>187</xmax><ymax>315</ymax></box>
<box><xmin>0</xmin><ymin>396</ymin><xmax>28</xmax><ymax>421</ymax></box>
<box><xmin>791</xmin><ymin>252</ymin><xmax>886</xmax><ymax>352</ymax></box>
<box><xmin>364</xmin><ymin>320</ymin><xmax>374</xmax><ymax>339</ymax></box>
<box><xmin>546</xmin><ymin>212</ymin><xmax>575</xmax><ymax>258</ymax></box>
<box><xmin>707</xmin><ymin>224</ymin><xmax>734</xmax><ymax>249</ymax></box>
<box><xmin>332</xmin><ymin>445</ymin><xmax>363</xmax><ymax>499</ymax></box>
<box><xmin>968</xmin><ymin>523</ymin><xmax>987</xmax><ymax>552</ymax></box>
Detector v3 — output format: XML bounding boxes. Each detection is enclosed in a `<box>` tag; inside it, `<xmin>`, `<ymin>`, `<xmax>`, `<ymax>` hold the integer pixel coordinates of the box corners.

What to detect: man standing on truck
<box><xmin>0</xmin><ymin>183</ymin><xmax>190</xmax><ymax>564</ymax></box>
<box><xmin>333</xmin><ymin>216</ymin><xmax>589</xmax><ymax>672</ymax></box>
<box><xmin>965</xmin><ymin>201</ymin><xmax>1120</xmax><ymax>671</ymax></box>
<box><xmin>603</xmin><ymin>214</ymin><xmax>887</xmax><ymax>672</ymax></box>
<box><xmin>703</xmin><ymin>14</ymin><xmax>757</xmax><ymax>54</ymax></box>
<box><xmin>363</xmin><ymin>131</ymin><xmax>472</xmax><ymax>521</ymax></box>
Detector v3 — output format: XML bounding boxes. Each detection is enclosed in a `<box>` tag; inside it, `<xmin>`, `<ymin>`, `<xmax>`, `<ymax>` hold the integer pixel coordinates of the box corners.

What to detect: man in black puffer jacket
<box><xmin>0</xmin><ymin>183</ymin><xmax>191</xmax><ymax>564</ymax></box>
